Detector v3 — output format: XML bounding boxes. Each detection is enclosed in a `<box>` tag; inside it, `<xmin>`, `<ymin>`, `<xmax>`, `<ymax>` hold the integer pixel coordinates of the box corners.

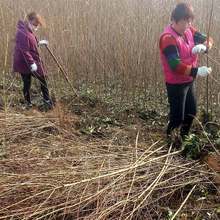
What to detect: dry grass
<box><xmin>1</xmin><ymin>0</ymin><xmax>220</xmax><ymax>111</ymax></box>
<box><xmin>0</xmin><ymin>104</ymin><xmax>219</xmax><ymax>219</ymax></box>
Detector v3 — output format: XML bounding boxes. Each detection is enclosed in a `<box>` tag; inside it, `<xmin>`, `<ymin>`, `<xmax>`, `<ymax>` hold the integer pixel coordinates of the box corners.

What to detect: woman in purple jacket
<box><xmin>13</xmin><ymin>12</ymin><xmax>53</xmax><ymax>109</ymax></box>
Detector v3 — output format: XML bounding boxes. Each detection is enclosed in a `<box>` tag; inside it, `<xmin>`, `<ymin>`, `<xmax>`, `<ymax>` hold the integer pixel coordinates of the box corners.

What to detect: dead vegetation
<box><xmin>0</xmin><ymin>99</ymin><xmax>219</xmax><ymax>219</ymax></box>
<box><xmin>0</xmin><ymin>0</ymin><xmax>220</xmax><ymax>219</ymax></box>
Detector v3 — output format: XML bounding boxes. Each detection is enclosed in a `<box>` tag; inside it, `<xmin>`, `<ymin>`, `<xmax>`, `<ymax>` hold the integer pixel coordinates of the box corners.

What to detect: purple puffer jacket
<box><xmin>13</xmin><ymin>20</ymin><xmax>46</xmax><ymax>75</ymax></box>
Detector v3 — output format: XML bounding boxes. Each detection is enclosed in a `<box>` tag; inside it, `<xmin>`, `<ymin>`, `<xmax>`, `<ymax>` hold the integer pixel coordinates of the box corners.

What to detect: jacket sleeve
<box><xmin>190</xmin><ymin>26</ymin><xmax>207</xmax><ymax>45</ymax></box>
<box><xmin>18</xmin><ymin>33</ymin><xmax>35</xmax><ymax>66</ymax></box>
<box><xmin>160</xmin><ymin>34</ymin><xmax>198</xmax><ymax>77</ymax></box>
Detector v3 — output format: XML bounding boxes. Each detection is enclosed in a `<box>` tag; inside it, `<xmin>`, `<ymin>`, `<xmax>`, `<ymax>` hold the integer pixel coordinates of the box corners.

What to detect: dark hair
<box><xmin>26</xmin><ymin>12</ymin><xmax>45</xmax><ymax>27</ymax></box>
<box><xmin>171</xmin><ymin>3</ymin><xmax>194</xmax><ymax>23</ymax></box>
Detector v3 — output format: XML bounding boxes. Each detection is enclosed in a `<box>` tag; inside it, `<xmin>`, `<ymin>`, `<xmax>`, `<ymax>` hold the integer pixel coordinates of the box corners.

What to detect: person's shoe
<box><xmin>166</xmin><ymin>129</ymin><xmax>183</xmax><ymax>149</ymax></box>
<box><xmin>173</xmin><ymin>135</ymin><xmax>183</xmax><ymax>149</ymax></box>
<box><xmin>43</xmin><ymin>99</ymin><xmax>54</xmax><ymax>110</ymax></box>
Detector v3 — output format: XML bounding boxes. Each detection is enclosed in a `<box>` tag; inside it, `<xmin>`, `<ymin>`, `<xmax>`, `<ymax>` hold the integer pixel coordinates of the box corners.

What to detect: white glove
<box><xmin>197</xmin><ymin>66</ymin><xmax>212</xmax><ymax>77</ymax></box>
<box><xmin>38</xmin><ymin>40</ymin><xmax>48</xmax><ymax>46</ymax></box>
<box><xmin>192</xmin><ymin>44</ymin><xmax>207</xmax><ymax>54</ymax></box>
<box><xmin>30</xmin><ymin>63</ymin><xmax>37</xmax><ymax>72</ymax></box>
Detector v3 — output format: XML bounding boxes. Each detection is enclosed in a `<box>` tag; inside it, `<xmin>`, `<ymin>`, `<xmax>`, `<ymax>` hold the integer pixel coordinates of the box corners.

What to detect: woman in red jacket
<box><xmin>13</xmin><ymin>12</ymin><xmax>53</xmax><ymax>109</ymax></box>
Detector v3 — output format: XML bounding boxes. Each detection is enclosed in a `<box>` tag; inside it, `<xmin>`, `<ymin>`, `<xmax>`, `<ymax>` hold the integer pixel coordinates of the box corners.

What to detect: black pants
<box><xmin>166</xmin><ymin>81</ymin><xmax>197</xmax><ymax>138</ymax></box>
<box><xmin>21</xmin><ymin>73</ymin><xmax>50</xmax><ymax>104</ymax></box>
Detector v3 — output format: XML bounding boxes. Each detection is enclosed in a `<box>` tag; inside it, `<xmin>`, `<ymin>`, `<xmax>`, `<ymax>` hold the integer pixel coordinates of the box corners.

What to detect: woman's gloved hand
<box><xmin>192</xmin><ymin>44</ymin><xmax>207</xmax><ymax>54</ymax></box>
<box><xmin>30</xmin><ymin>63</ymin><xmax>37</xmax><ymax>72</ymax></box>
<box><xmin>38</xmin><ymin>40</ymin><xmax>49</xmax><ymax>46</ymax></box>
<box><xmin>197</xmin><ymin>66</ymin><xmax>212</xmax><ymax>77</ymax></box>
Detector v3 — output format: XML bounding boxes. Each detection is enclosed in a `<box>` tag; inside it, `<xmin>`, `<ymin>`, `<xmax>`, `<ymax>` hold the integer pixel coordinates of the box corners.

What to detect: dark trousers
<box><xmin>21</xmin><ymin>73</ymin><xmax>50</xmax><ymax>104</ymax></box>
<box><xmin>166</xmin><ymin>81</ymin><xmax>197</xmax><ymax>138</ymax></box>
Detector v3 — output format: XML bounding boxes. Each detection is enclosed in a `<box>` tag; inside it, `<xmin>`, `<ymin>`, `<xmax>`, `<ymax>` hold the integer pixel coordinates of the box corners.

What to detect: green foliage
<box><xmin>166</xmin><ymin>208</ymin><xmax>175</xmax><ymax>220</ymax></box>
<box><xmin>215</xmin><ymin>137</ymin><xmax>220</xmax><ymax>147</ymax></box>
<box><xmin>182</xmin><ymin>134</ymin><xmax>201</xmax><ymax>160</ymax></box>
<box><xmin>199</xmin><ymin>108</ymin><xmax>213</xmax><ymax>125</ymax></box>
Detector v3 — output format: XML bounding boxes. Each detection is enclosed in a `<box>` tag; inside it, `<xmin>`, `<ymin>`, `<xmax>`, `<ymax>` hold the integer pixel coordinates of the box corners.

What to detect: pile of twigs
<box><xmin>0</xmin><ymin>109</ymin><xmax>217</xmax><ymax>219</ymax></box>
